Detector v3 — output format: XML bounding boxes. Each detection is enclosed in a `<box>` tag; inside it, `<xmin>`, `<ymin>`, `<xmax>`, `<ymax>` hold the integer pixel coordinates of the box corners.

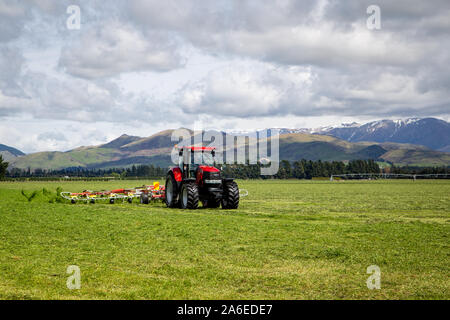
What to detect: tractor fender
<box><xmin>222</xmin><ymin>178</ymin><xmax>235</xmax><ymax>183</ymax></box>
<box><xmin>166</xmin><ymin>167</ymin><xmax>184</xmax><ymax>191</ymax></box>
<box><xmin>168</xmin><ymin>167</ymin><xmax>183</xmax><ymax>182</ymax></box>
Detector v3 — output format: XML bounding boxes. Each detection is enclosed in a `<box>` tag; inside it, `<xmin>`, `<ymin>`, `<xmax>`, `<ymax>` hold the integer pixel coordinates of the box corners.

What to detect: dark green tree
<box><xmin>293</xmin><ymin>161</ymin><xmax>305</xmax><ymax>179</ymax></box>
<box><xmin>277</xmin><ymin>160</ymin><xmax>292</xmax><ymax>179</ymax></box>
<box><xmin>0</xmin><ymin>155</ymin><xmax>8</xmax><ymax>180</ymax></box>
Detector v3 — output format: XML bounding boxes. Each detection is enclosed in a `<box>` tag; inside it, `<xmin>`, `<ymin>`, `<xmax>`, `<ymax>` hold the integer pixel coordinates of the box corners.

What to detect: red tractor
<box><xmin>165</xmin><ymin>146</ymin><xmax>239</xmax><ymax>209</ymax></box>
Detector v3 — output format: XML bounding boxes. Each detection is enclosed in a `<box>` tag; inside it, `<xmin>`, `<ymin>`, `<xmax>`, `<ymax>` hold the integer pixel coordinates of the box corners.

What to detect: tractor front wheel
<box><xmin>221</xmin><ymin>181</ymin><xmax>239</xmax><ymax>209</ymax></box>
<box><xmin>180</xmin><ymin>182</ymin><xmax>199</xmax><ymax>209</ymax></box>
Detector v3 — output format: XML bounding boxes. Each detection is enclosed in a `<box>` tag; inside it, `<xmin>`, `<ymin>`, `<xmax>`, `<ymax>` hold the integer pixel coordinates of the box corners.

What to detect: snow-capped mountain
<box><xmin>261</xmin><ymin>118</ymin><xmax>445</xmax><ymax>152</ymax></box>
<box><xmin>215</xmin><ymin>118</ymin><xmax>449</xmax><ymax>152</ymax></box>
<box><xmin>232</xmin><ymin>118</ymin><xmax>449</xmax><ymax>152</ymax></box>
<box><xmin>318</xmin><ymin>118</ymin><xmax>450</xmax><ymax>151</ymax></box>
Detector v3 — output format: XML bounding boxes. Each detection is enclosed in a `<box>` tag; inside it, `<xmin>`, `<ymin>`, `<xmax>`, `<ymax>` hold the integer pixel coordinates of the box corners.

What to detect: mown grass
<box><xmin>0</xmin><ymin>179</ymin><xmax>448</xmax><ymax>300</ymax></box>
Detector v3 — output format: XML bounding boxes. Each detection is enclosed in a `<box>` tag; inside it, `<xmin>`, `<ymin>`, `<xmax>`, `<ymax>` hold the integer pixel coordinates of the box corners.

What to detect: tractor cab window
<box><xmin>191</xmin><ymin>151</ymin><xmax>214</xmax><ymax>166</ymax></box>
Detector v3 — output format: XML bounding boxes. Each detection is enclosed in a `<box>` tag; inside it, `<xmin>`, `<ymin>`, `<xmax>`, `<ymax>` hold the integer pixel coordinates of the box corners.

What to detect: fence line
<box><xmin>330</xmin><ymin>173</ymin><xmax>450</xmax><ymax>181</ymax></box>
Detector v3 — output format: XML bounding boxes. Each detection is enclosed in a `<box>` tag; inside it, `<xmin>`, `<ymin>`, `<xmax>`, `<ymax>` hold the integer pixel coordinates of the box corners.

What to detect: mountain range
<box><xmin>278</xmin><ymin>117</ymin><xmax>450</xmax><ymax>152</ymax></box>
<box><xmin>5</xmin><ymin>118</ymin><xmax>450</xmax><ymax>170</ymax></box>
<box><xmin>2</xmin><ymin>118</ymin><xmax>450</xmax><ymax>170</ymax></box>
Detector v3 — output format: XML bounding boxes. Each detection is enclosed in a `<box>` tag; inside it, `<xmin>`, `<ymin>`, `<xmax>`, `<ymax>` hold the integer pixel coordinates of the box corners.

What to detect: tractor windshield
<box><xmin>191</xmin><ymin>150</ymin><xmax>215</xmax><ymax>165</ymax></box>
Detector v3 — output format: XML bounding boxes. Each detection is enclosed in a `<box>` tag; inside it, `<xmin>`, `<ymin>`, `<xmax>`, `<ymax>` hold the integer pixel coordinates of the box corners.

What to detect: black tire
<box><xmin>109</xmin><ymin>198</ymin><xmax>115</xmax><ymax>204</ymax></box>
<box><xmin>221</xmin><ymin>181</ymin><xmax>239</xmax><ymax>209</ymax></box>
<box><xmin>180</xmin><ymin>182</ymin><xmax>199</xmax><ymax>209</ymax></box>
<box><xmin>140</xmin><ymin>193</ymin><xmax>149</xmax><ymax>204</ymax></box>
<box><xmin>90</xmin><ymin>199</ymin><xmax>95</xmax><ymax>204</ymax></box>
<box><xmin>165</xmin><ymin>174</ymin><xmax>179</xmax><ymax>208</ymax></box>
<box><xmin>71</xmin><ymin>199</ymin><xmax>76</xmax><ymax>204</ymax></box>
<box><xmin>127</xmin><ymin>198</ymin><xmax>133</xmax><ymax>204</ymax></box>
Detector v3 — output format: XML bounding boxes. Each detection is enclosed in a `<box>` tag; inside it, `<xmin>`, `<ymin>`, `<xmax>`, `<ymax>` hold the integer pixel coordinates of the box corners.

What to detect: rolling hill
<box><xmin>8</xmin><ymin>129</ymin><xmax>450</xmax><ymax>170</ymax></box>
<box><xmin>9</xmin><ymin>130</ymin><xmax>177</xmax><ymax>170</ymax></box>
<box><xmin>100</xmin><ymin>134</ymin><xmax>141</xmax><ymax>149</ymax></box>
<box><xmin>277</xmin><ymin>134</ymin><xmax>450</xmax><ymax>166</ymax></box>
<box><xmin>0</xmin><ymin>144</ymin><xmax>25</xmax><ymax>162</ymax></box>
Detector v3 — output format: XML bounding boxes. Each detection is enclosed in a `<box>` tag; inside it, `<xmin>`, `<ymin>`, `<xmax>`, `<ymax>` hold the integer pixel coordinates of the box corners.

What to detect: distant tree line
<box><xmin>6</xmin><ymin>164</ymin><xmax>166</xmax><ymax>179</ymax></box>
<box><xmin>221</xmin><ymin>159</ymin><xmax>381</xmax><ymax>179</ymax></box>
<box><xmin>388</xmin><ymin>165</ymin><xmax>450</xmax><ymax>175</ymax></box>
<box><xmin>4</xmin><ymin>159</ymin><xmax>450</xmax><ymax>180</ymax></box>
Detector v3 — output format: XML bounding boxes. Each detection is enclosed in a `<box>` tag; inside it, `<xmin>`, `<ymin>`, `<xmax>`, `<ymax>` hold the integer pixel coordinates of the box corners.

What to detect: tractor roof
<box><xmin>176</xmin><ymin>146</ymin><xmax>216</xmax><ymax>151</ymax></box>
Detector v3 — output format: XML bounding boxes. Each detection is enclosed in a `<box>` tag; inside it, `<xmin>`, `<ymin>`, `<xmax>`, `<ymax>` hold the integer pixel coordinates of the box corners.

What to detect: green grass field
<box><xmin>0</xmin><ymin>179</ymin><xmax>448</xmax><ymax>299</ymax></box>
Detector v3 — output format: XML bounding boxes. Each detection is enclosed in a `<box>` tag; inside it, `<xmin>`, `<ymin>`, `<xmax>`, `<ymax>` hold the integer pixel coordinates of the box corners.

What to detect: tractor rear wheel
<box><xmin>165</xmin><ymin>174</ymin><xmax>179</xmax><ymax>208</ymax></box>
<box><xmin>221</xmin><ymin>181</ymin><xmax>239</xmax><ymax>209</ymax></box>
<box><xmin>180</xmin><ymin>182</ymin><xmax>199</xmax><ymax>209</ymax></box>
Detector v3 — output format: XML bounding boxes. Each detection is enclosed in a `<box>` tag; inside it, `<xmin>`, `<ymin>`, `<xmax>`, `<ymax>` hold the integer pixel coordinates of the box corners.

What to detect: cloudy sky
<box><xmin>0</xmin><ymin>0</ymin><xmax>449</xmax><ymax>153</ymax></box>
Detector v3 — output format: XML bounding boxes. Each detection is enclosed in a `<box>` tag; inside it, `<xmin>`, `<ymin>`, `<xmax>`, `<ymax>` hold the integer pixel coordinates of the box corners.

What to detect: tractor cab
<box><xmin>177</xmin><ymin>146</ymin><xmax>216</xmax><ymax>179</ymax></box>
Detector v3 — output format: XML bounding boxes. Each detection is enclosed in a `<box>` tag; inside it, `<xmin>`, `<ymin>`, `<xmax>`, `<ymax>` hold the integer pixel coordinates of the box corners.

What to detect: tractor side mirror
<box><xmin>211</xmin><ymin>150</ymin><xmax>215</xmax><ymax>157</ymax></box>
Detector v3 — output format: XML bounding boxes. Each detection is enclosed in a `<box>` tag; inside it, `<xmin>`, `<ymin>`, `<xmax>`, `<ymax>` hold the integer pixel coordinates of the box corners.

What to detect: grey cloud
<box><xmin>0</xmin><ymin>68</ymin><xmax>189</xmax><ymax>125</ymax></box>
<box><xmin>37</xmin><ymin>131</ymin><xmax>67</xmax><ymax>141</ymax></box>
<box><xmin>0</xmin><ymin>0</ymin><xmax>69</xmax><ymax>43</ymax></box>
<box><xmin>177</xmin><ymin>61</ymin><xmax>450</xmax><ymax>119</ymax></box>
<box><xmin>0</xmin><ymin>46</ymin><xmax>26</xmax><ymax>97</ymax></box>
<box><xmin>324</xmin><ymin>1</ymin><xmax>450</xmax><ymax>30</ymax></box>
<box><xmin>59</xmin><ymin>21</ymin><xmax>185</xmax><ymax>79</ymax></box>
<box><xmin>0</xmin><ymin>0</ymin><xmax>28</xmax><ymax>42</ymax></box>
<box><xmin>177</xmin><ymin>63</ymin><xmax>310</xmax><ymax>117</ymax></box>
<box><xmin>128</xmin><ymin>0</ymin><xmax>317</xmax><ymax>33</ymax></box>
<box><xmin>125</xmin><ymin>1</ymin><xmax>447</xmax><ymax>66</ymax></box>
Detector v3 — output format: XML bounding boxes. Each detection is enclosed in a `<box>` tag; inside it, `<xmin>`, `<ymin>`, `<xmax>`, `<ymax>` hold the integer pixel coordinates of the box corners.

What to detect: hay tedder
<box><xmin>60</xmin><ymin>182</ymin><xmax>165</xmax><ymax>204</ymax></box>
